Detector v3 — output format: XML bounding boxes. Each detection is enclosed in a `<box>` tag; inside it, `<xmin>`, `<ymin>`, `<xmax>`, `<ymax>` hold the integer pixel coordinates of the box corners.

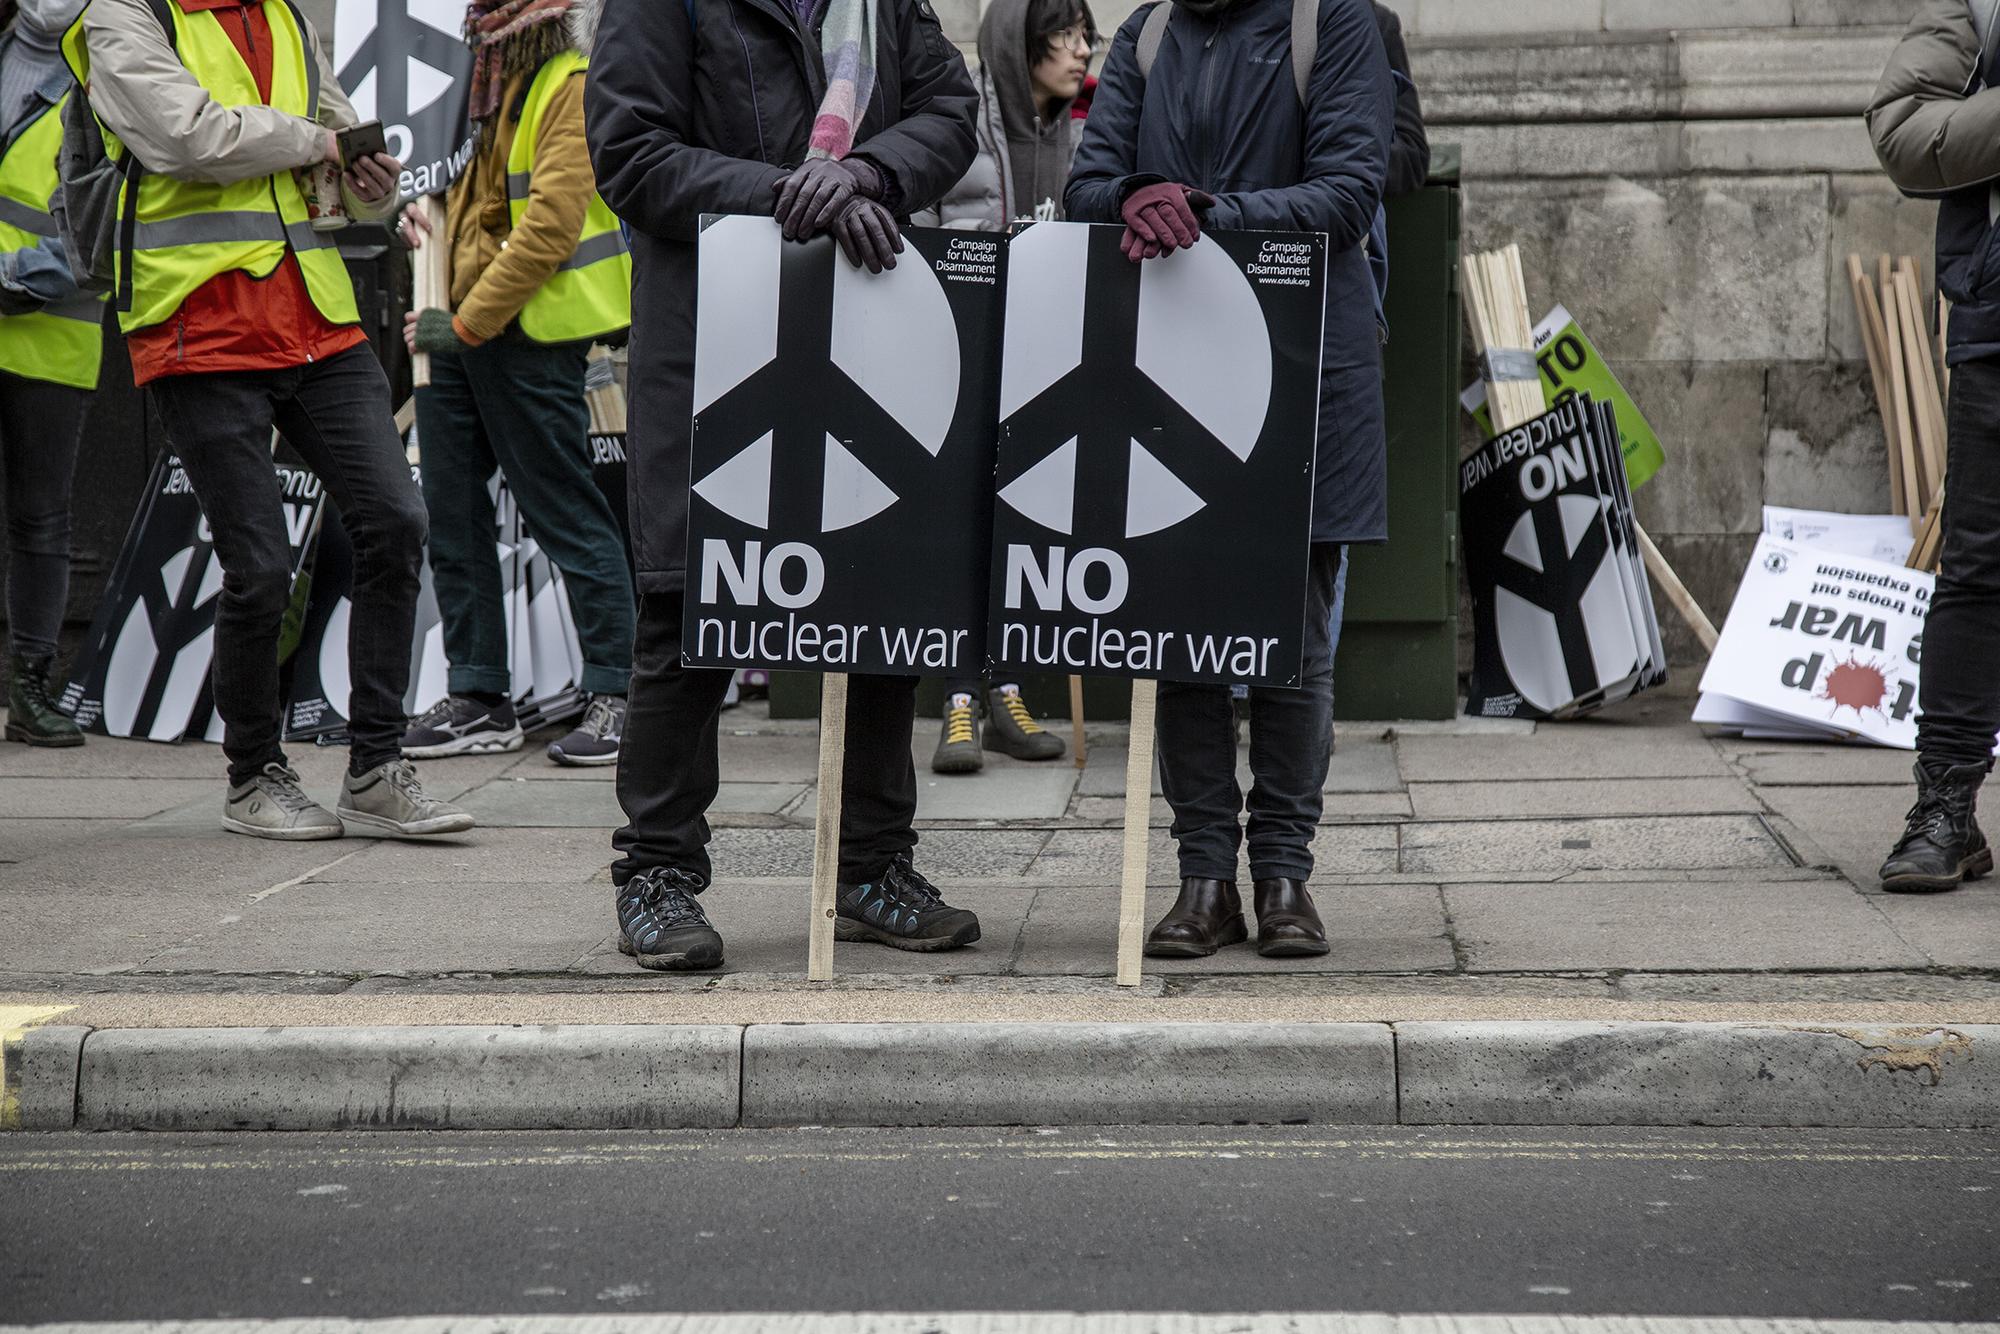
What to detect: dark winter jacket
<box><xmin>1374</xmin><ymin>1</ymin><xmax>1428</xmax><ymax>198</ymax></box>
<box><xmin>1065</xmin><ymin>0</ymin><xmax>1395</xmax><ymax>545</ymax></box>
<box><xmin>582</xmin><ymin>0</ymin><xmax>978</xmax><ymax>593</ymax></box>
<box><xmin>1867</xmin><ymin>0</ymin><xmax>2000</xmax><ymax>364</ymax></box>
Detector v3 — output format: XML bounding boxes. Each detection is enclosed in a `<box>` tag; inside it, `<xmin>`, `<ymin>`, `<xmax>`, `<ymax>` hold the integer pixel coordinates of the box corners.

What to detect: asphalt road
<box><xmin>2</xmin><ymin>1127</ymin><xmax>1996</xmax><ymax>1323</ymax></box>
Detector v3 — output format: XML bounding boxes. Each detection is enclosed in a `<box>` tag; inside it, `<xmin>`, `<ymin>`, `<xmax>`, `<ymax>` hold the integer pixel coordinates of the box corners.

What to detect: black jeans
<box><xmin>613</xmin><ymin>589</ymin><xmax>919</xmax><ymax>890</ymax></box>
<box><xmin>417</xmin><ymin>333</ymin><xmax>634</xmax><ymax>697</ymax></box>
<box><xmin>1918</xmin><ymin>354</ymin><xmax>2000</xmax><ymax>768</ymax></box>
<box><xmin>1156</xmin><ymin>542</ymin><xmax>1342</xmax><ymax>883</ymax></box>
<box><xmin>0</xmin><ymin>371</ymin><xmax>87</xmax><ymax>661</ymax></box>
<box><xmin>148</xmin><ymin>345</ymin><xmax>427</xmax><ymax>784</ymax></box>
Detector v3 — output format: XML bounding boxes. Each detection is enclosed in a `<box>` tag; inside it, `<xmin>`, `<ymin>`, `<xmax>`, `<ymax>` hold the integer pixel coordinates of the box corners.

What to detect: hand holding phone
<box><xmin>336</xmin><ymin>120</ymin><xmax>387</xmax><ymax>167</ymax></box>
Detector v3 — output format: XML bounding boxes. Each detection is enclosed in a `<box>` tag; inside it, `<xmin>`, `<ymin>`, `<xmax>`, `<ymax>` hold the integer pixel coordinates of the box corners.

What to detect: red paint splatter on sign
<box><xmin>1817</xmin><ymin>656</ymin><xmax>1890</xmax><ymax>719</ymax></box>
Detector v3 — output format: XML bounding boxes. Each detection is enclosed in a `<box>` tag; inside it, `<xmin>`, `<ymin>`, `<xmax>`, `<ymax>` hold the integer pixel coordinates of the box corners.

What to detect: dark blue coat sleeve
<box><xmin>582</xmin><ymin>0</ymin><xmax>788</xmax><ymax>242</ymax></box>
<box><xmin>1204</xmin><ymin>0</ymin><xmax>1393</xmax><ymax>248</ymax></box>
<box><xmin>1062</xmin><ymin>5</ymin><xmax>1161</xmax><ymax>224</ymax></box>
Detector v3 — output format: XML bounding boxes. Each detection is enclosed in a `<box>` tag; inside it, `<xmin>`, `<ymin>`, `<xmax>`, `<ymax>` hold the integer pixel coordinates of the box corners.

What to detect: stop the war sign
<box><xmin>985</xmin><ymin>223</ymin><xmax>1326</xmax><ymax>688</ymax></box>
<box><xmin>681</xmin><ymin>215</ymin><xmax>1004</xmax><ymax>675</ymax></box>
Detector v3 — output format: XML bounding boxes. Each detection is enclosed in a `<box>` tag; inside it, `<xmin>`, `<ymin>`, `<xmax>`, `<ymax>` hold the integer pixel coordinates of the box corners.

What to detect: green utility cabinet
<box><xmin>1333</xmin><ymin>170</ymin><xmax>1462</xmax><ymax>720</ymax></box>
<box><xmin>772</xmin><ymin>171</ymin><xmax>1465</xmax><ymax>722</ymax></box>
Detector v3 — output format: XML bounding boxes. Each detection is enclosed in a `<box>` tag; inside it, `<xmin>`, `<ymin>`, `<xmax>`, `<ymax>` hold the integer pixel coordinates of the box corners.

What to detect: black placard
<box><xmin>331</xmin><ymin>0</ymin><xmax>475</xmax><ymax>198</ymax></box>
<box><xmin>682</xmin><ymin>216</ymin><xmax>1004</xmax><ymax>676</ymax></box>
<box><xmin>985</xmin><ymin>223</ymin><xmax>1325</xmax><ymax>687</ymax></box>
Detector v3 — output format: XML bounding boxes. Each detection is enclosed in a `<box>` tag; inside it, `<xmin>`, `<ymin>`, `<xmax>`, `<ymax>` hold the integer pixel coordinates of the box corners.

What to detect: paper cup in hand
<box><xmin>300</xmin><ymin>161</ymin><xmax>347</xmax><ymax>231</ymax></box>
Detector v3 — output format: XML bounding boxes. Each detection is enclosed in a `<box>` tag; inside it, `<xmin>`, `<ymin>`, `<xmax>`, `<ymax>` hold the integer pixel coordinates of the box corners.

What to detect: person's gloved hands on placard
<box><xmin>830</xmin><ymin>196</ymin><xmax>903</xmax><ymax>274</ymax></box>
<box><xmin>772</xmin><ymin>156</ymin><xmax>885</xmax><ymax>241</ymax></box>
<box><xmin>1120</xmin><ymin>182</ymin><xmax>1215</xmax><ymax>262</ymax></box>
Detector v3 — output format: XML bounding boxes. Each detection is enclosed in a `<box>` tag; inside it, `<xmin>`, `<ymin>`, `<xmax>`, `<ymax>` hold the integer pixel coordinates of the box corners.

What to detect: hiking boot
<box><xmin>1880</xmin><ymin>759</ymin><xmax>1993</xmax><ymax>893</ymax></box>
<box><xmin>836</xmin><ymin>855</ymin><xmax>981</xmax><ymax>951</ymax></box>
<box><xmin>223</xmin><ymin>762</ymin><xmax>344</xmax><ymax>841</ymax></box>
<box><xmin>931</xmin><ymin>690</ymin><xmax>983</xmax><ymax>774</ymax></box>
<box><xmin>401</xmin><ymin>694</ymin><xmax>523</xmax><ymax>759</ymax></box>
<box><xmin>1253</xmin><ymin>877</ymin><xmax>1331</xmax><ymax>957</ymax></box>
<box><xmin>1145</xmin><ymin>878</ymin><xmax>1248</xmax><ymax>958</ymax></box>
<box><xmin>6</xmin><ymin>652</ymin><xmax>82</xmax><ymax>747</ymax></box>
<box><xmin>617</xmin><ymin>867</ymin><xmax>725</xmax><ymax>971</ymax></box>
<box><xmin>337</xmin><ymin>758</ymin><xmax>475</xmax><ymax>837</ymax></box>
<box><xmin>548</xmin><ymin>694</ymin><xmax>625</xmax><ymax>767</ymax></box>
<box><xmin>984</xmin><ymin>684</ymin><xmax>1064</xmax><ymax>761</ymax></box>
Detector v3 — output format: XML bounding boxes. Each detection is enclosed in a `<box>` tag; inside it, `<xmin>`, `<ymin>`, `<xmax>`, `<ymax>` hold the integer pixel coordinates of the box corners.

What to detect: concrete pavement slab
<box><xmin>304</xmin><ymin>827</ymin><xmax>616</xmax><ymax>884</ymax></box>
<box><xmin>1867</xmin><ymin>882</ymin><xmax>2000</xmax><ymax>969</ymax></box>
<box><xmin>457</xmin><ymin>778</ymin><xmax>805</xmax><ymax>826</ymax></box>
<box><xmin>701</xmin><ymin>828</ymin><xmax>1051</xmax><ymax>879</ymax></box>
<box><xmin>136</xmin><ymin>879</ymin><xmax>610</xmax><ymax>976</ymax></box>
<box><xmin>795</xmin><ymin>764</ymin><xmax>1078</xmax><ymax>823</ymax></box>
<box><xmin>1076</xmin><ymin>737</ymin><xmax>1406</xmax><ymax>799</ymax></box>
<box><xmin>0</xmin><ymin>829</ymin><xmax>362</xmax><ymax>898</ymax></box>
<box><xmin>0</xmin><ymin>777</ymin><xmax>220</xmax><ymax>820</ymax></box>
<box><xmin>0</xmin><ymin>817</ymin><xmax>109</xmax><ymax>865</ymax></box>
<box><xmin>1723</xmin><ymin>744</ymin><xmax>1919</xmax><ymax>787</ymax></box>
<box><xmin>1070</xmin><ymin>791</ymin><xmax>1414</xmax><ymax>825</ymax></box>
<box><xmin>1400</xmin><ymin>814</ymin><xmax>1793</xmax><ymax>877</ymax></box>
<box><xmin>1</xmin><ymin>1022</ymin><xmax>85</xmax><ymax>1128</ymax></box>
<box><xmin>0</xmin><ymin>737</ymin><xmax>252</xmax><ymax>778</ymax></box>
<box><xmin>1443</xmin><ymin>878</ymin><xmax>1930</xmax><ymax>971</ymax></box>
<box><xmin>1012</xmin><ymin>881</ymin><xmax>1455</xmax><ymax>976</ymax></box>
<box><xmin>1408</xmin><ymin>777</ymin><xmax>1762</xmax><ymax>820</ymax></box>
<box><xmin>75</xmin><ymin>1024</ymin><xmax>743</xmax><ymax>1129</ymax></box>
<box><xmin>1753</xmin><ymin>783</ymin><xmax>1906</xmax><ymax>889</ymax></box>
<box><xmin>1027</xmin><ymin>826</ymin><xmax>1401</xmax><ymax>882</ymax></box>
<box><xmin>1396</xmin><ymin>725</ymin><xmax>1734</xmax><ymax>783</ymax></box>
<box><xmin>739</xmin><ymin>1021</ymin><xmax>1397</xmax><ymax>1126</ymax></box>
<box><xmin>1396</xmin><ymin>1021</ymin><xmax>2000</xmax><ymax>1128</ymax></box>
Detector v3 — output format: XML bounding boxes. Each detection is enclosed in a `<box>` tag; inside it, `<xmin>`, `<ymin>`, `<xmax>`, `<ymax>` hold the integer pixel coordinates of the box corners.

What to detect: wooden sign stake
<box><xmin>807</xmin><ymin>672</ymin><xmax>848</xmax><ymax>982</ymax></box>
<box><xmin>1069</xmin><ymin>674</ymin><xmax>1088</xmax><ymax>769</ymax></box>
<box><xmin>1116</xmin><ymin>677</ymin><xmax>1158</xmax><ymax>987</ymax></box>
<box><xmin>410</xmin><ymin>195</ymin><xmax>447</xmax><ymax>391</ymax></box>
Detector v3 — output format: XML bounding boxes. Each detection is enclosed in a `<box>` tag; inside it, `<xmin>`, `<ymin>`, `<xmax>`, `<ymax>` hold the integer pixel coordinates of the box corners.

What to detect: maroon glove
<box><xmin>831</xmin><ymin>197</ymin><xmax>903</xmax><ymax>274</ymax></box>
<box><xmin>772</xmin><ymin>157</ymin><xmax>885</xmax><ymax>241</ymax></box>
<box><xmin>1119</xmin><ymin>182</ymin><xmax>1216</xmax><ymax>262</ymax></box>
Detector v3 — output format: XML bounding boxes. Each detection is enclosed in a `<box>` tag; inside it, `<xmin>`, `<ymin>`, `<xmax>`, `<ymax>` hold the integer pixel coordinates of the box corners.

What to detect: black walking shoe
<box><xmin>836</xmin><ymin>856</ymin><xmax>981</xmax><ymax>951</ymax></box>
<box><xmin>1880</xmin><ymin>759</ymin><xmax>1994</xmax><ymax>893</ymax></box>
<box><xmin>931</xmin><ymin>691</ymin><xmax>983</xmax><ymax>774</ymax></box>
<box><xmin>402</xmin><ymin>694</ymin><xmax>523</xmax><ymax>758</ymax></box>
<box><xmin>617</xmin><ymin>868</ymin><xmax>725</xmax><ymax>971</ymax></box>
<box><xmin>984</xmin><ymin>683</ymin><xmax>1064</xmax><ymax>761</ymax></box>
<box><xmin>6</xmin><ymin>652</ymin><xmax>82</xmax><ymax>747</ymax></box>
<box><xmin>548</xmin><ymin>694</ymin><xmax>625</xmax><ymax>767</ymax></box>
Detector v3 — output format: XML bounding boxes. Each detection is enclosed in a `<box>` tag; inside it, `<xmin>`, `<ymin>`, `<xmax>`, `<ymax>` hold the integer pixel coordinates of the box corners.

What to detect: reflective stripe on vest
<box><xmin>0</xmin><ymin>93</ymin><xmax>106</xmax><ymax>390</ymax></box>
<box><xmin>505</xmin><ymin>50</ymin><xmax>630</xmax><ymax>344</ymax></box>
<box><xmin>94</xmin><ymin>0</ymin><xmax>359</xmax><ymax>336</ymax></box>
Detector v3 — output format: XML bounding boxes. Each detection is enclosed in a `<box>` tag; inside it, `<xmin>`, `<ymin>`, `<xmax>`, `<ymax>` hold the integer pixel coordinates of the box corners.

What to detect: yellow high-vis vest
<box><xmin>507</xmin><ymin>51</ymin><xmax>631</xmax><ymax>344</ymax></box>
<box><xmin>61</xmin><ymin>0</ymin><xmax>358</xmax><ymax>336</ymax></box>
<box><xmin>0</xmin><ymin>92</ymin><xmax>106</xmax><ymax>389</ymax></box>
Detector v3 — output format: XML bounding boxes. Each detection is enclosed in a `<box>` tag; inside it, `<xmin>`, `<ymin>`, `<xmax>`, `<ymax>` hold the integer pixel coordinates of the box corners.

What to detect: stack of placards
<box><xmin>1759</xmin><ymin>505</ymin><xmax>1914</xmax><ymax>567</ymax></box>
<box><xmin>1461</xmin><ymin>393</ymin><xmax>1668</xmax><ymax>719</ymax></box>
<box><xmin>1695</xmin><ymin>536</ymin><xmax>1927</xmax><ymax>747</ymax></box>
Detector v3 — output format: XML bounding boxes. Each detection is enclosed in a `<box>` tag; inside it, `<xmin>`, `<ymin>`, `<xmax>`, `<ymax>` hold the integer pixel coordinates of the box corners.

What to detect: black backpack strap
<box><xmin>116</xmin><ymin>0</ymin><xmax>177</xmax><ymax>313</ymax></box>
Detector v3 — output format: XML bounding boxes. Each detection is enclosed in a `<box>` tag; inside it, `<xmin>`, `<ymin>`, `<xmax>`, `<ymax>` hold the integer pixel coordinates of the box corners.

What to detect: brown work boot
<box><xmin>1144</xmin><ymin>878</ymin><xmax>1248</xmax><ymax>958</ymax></box>
<box><xmin>1253</xmin><ymin>877</ymin><xmax>1330</xmax><ymax>957</ymax></box>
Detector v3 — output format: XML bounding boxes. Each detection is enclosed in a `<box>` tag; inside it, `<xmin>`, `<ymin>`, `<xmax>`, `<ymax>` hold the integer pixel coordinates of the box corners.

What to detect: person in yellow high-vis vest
<box><xmin>0</xmin><ymin>0</ymin><xmax>102</xmax><ymax>749</ymax></box>
<box><xmin>70</xmin><ymin>0</ymin><xmax>474</xmax><ymax>841</ymax></box>
<box><xmin>399</xmin><ymin>0</ymin><xmax>634</xmax><ymax>770</ymax></box>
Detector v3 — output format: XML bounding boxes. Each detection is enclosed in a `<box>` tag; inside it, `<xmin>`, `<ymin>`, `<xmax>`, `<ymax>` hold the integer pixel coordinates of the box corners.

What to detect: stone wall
<box><xmin>936</xmin><ymin>0</ymin><xmax>1932</xmax><ymax>662</ymax></box>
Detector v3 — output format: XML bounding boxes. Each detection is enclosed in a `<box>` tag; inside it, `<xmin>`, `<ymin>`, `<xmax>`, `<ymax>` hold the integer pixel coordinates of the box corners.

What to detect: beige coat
<box><xmin>1866</xmin><ymin>0</ymin><xmax>2000</xmax><ymax>196</ymax></box>
<box><xmin>76</xmin><ymin>0</ymin><xmax>392</xmax><ymax>222</ymax></box>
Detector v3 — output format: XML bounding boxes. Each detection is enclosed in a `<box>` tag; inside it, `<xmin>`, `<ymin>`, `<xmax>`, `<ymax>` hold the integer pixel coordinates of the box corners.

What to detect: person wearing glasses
<box><xmin>916</xmin><ymin>0</ymin><xmax>1097</xmax><ymax>775</ymax></box>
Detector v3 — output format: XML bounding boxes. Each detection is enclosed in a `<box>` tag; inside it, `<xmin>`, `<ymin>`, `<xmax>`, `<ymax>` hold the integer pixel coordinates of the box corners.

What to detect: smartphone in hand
<box><xmin>336</xmin><ymin>120</ymin><xmax>388</xmax><ymax>167</ymax></box>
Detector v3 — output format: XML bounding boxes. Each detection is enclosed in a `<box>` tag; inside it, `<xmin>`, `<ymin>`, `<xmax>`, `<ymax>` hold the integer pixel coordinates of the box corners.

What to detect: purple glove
<box><xmin>831</xmin><ymin>196</ymin><xmax>903</xmax><ymax>274</ymax></box>
<box><xmin>1119</xmin><ymin>182</ymin><xmax>1216</xmax><ymax>262</ymax></box>
<box><xmin>772</xmin><ymin>157</ymin><xmax>884</xmax><ymax>241</ymax></box>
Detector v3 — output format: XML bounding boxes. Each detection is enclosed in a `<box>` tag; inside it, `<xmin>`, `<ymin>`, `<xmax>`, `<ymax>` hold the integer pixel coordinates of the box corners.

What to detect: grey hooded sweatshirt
<box><xmin>916</xmin><ymin>0</ymin><xmax>1080</xmax><ymax>228</ymax></box>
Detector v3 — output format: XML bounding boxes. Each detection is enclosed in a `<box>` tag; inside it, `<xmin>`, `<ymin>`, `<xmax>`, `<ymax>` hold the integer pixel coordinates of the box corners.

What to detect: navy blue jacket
<box><xmin>1065</xmin><ymin>0</ymin><xmax>1396</xmax><ymax>544</ymax></box>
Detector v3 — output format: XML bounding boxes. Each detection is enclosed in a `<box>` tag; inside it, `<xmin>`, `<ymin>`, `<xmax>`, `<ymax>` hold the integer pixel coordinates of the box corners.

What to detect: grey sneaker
<box><xmin>548</xmin><ymin>694</ymin><xmax>626</xmax><ymax>767</ymax></box>
<box><xmin>223</xmin><ymin>762</ymin><xmax>344</xmax><ymax>841</ymax></box>
<box><xmin>337</xmin><ymin>758</ymin><xmax>476</xmax><ymax>837</ymax></box>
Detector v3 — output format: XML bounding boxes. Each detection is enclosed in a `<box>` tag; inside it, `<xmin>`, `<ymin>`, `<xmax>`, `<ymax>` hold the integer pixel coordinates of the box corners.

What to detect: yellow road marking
<box><xmin>0</xmin><ymin>1004</ymin><xmax>76</xmax><ymax>1129</ymax></box>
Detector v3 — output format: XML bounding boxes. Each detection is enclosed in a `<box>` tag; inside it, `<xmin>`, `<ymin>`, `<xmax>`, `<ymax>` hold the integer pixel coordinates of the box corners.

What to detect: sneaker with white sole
<box><xmin>401</xmin><ymin>694</ymin><xmax>523</xmax><ymax>759</ymax></box>
<box><xmin>223</xmin><ymin>762</ymin><xmax>345</xmax><ymax>841</ymax></box>
<box><xmin>548</xmin><ymin>694</ymin><xmax>625</xmax><ymax>767</ymax></box>
<box><xmin>337</xmin><ymin>758</ymin><xmax>476</xmax><ymax>837</ymax></box>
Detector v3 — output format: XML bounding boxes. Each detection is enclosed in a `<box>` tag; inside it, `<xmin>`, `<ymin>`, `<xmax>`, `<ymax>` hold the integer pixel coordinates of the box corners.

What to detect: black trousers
<box><xmin>1156</xmin><ymin>542</ymin><xmax>1341</xmax><ymax>883</ymax></box>
<box><xmin>1918</xmin><ymin>354</ymin><xmax>2000</xmax><ymax>768</ymax></box>
<box><xmin>0</xmin><ymin>371</ymin><xmax>87</xmax><ymax>661</ymax></box>
<box><xmin>613</xmin><ymin>589</ymin><xmax>920</xmax><ymax>889</ymax></box>
<box><xmin>148</xmin><ymin>345</ymin><xmax>427</xmax><ymax>784</ymax></box>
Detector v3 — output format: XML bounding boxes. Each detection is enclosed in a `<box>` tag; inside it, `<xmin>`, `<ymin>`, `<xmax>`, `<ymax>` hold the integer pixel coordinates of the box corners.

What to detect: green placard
<box><xmin>1460</xmin><ymin>303</ymin><xmax>1667</xmax><ymax>490</ymax></box>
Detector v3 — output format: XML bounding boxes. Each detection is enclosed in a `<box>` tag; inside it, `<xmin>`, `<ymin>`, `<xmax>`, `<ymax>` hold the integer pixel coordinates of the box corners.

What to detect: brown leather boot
<box><xmin>1144</xmin><ymin>878</ymin><xmax>1248</xmax><ymax>957</ymax></box>
<box><xmin>1253</xmin><ymin>878</ymin><xmax>1330</xmax><ymax>957</ymax></box>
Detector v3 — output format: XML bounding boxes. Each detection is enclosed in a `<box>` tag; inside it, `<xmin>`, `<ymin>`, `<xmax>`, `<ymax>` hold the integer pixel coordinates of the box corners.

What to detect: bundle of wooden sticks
<box><xmin>1846</xmin><ymin>254</ymin><xmax>1948</xmax><ymax>571</ymax></box>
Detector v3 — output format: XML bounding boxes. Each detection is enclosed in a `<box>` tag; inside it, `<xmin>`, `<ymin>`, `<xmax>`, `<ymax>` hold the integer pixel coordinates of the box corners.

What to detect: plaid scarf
<box><xmin>806</xmin><ymin>0</ymin><xmax>876</xmax><ymax>160</ymax></box>
<box><xmin>464</xmin><ymin>0</ymin><xmax>576</xmax><ymax>129</ymax></box>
